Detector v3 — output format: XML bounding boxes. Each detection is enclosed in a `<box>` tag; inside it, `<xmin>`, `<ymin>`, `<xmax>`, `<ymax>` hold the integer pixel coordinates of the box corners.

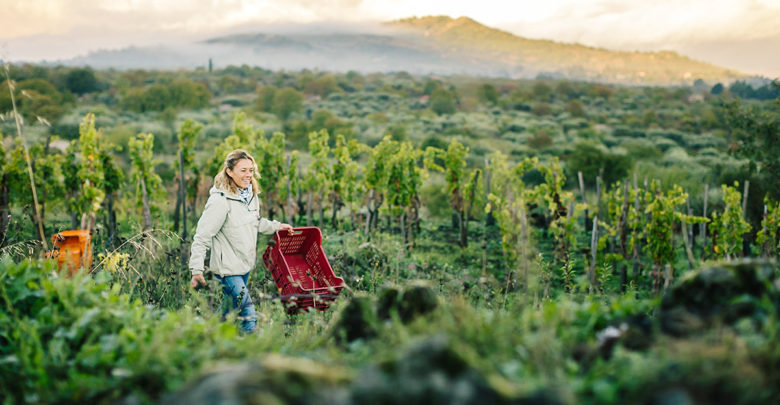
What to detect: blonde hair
<box><xmin>213</xmin><ymin>149</ymin><xmax>260</xmax><ymax>195</ymax></box>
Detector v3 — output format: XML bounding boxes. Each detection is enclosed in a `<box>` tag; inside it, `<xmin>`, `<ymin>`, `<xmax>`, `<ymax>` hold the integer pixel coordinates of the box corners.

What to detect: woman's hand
<box><xmin>279</xmin><ymin>223</ymin><xmax>294</xmax><ymax>235</ymax></box>
<box><xmin>190</xmin><ymin>274</ymin><xmax>206</xmax><ymax>289</ymax></box>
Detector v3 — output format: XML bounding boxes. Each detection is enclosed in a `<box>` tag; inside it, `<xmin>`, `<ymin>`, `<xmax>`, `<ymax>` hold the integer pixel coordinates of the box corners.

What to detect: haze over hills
<box><xmin>61</xmin><ymin>16</ymin><xmax>744</xmax><ymax>86</ymax></box>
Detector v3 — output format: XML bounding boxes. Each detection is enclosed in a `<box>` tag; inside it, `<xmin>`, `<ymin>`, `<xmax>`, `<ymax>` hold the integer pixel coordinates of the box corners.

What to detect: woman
<box><xmin>189</xmin><ymin>149</ymin><xmax>292</xmax><ymax>333</ymax></box>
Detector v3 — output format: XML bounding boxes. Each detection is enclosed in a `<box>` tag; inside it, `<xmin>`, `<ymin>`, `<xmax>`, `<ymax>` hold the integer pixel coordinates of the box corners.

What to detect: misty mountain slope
<box><xmin>389</xmin><ymin>16</ymin><xmax>744</xmax><ymax>84</ymax></box>
<box><xmin>62</xmin><ymin>15</ymin><xmax>745</xmax><ymax>84</ymax></box>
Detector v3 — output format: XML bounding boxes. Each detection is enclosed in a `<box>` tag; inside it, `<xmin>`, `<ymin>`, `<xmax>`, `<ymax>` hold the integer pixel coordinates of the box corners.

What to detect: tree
<box><xmin>643</xmin><ymin>184</ymin><xmax>703</xmax><ymax>293</ymax></box>
<box><xmin>566</xmin><ymin>99</ymin><xmax>585</xmax><ymax>118</ymax></box>
<box><xmin>65</xmin><ymin>68</ymin><xmax>99</xmax><ymax>95</ymax></box>
<box><xmin>364</xmin><ymin>136</ymin><xmax>396</xmax><ymax>233</ymax></box>
<box><xmin>430</xmin><ymin>88</ymin><xmax>456</xmax><ymax>115</ymax></box>
<box><xmin>129</xmin><ymin>133</ymin><xmax>164</xmax><ymax>230</ymax></box>
<box><xmin>531</xmin><ymin>82</ymin><xmax>552</xmax><ymax>101</ymax></box>
<box><xmin>272</xmin><ymin>87</ymin><xmax>303</xmax><ymax>120</ymax></box>
<box><xmin>724</xmin><ymin>95</ymin><xmax>780</xmax><ymax>200</ymax></box>
<box><xmin>3</xmin><ymin>139</ymin><xmax>66</xmax><ymax>242</ymax></box>
<box><xmin>304</xmin><ymin>75</ymin><xmax>339</xmax><ymax>98</ymax></box>
<box><xmin>487</xmin><ymin>154</ymin><xmax>539</xmax><ymax>292</ymax></box>
<box><xmin>305</xmin><ymin>130</ymin><xmax>331</xmax><ymax>226</ymax></box>
<box><xmin>711</xmin><ymin>182</ymin><xmax>751</xmax><ymax>260</ymax></box>
<box><xmin>100</xmin><ymin>143</ymin><xmax>124</xmax><ymax>247</ymax></box>
<box><xmin>329</xmin><ymin>135</ymin><xmax>364</xmax><ymax>228</ymax></box>
<box><xmin>479</xmin><ymin>84</ymin><xmax>499</xmax><ymax>105</ymax></box>
<box><xmin>174</xmin><ymin>119</ymin><xmax>202</xmax><ymax>238</ymax></box>
<box><xmin>444</xmin><ymin>139</ymin><xmax>469</xmax><ymax>246</ymax></box>
<box><xmin>253</xmin><ymin>132</ymin><xmax>287</xmax><ymax>219</ymax></box>
<box><xmin>76</xmin><ymin>114</ymin><xmax>105</xmax><ymax>231</ymax></box>
<box><xmin>0</xmin><ymin>78</ymin><xmax>65</xmax><ymax>121</ymax></box>
<box><xmin>566</xmin><ymin>142</ymin><xmax>631</xmax><ymax>187</ymax></box>
<box><xmin>255</xmin><ymin>85</ymin><xmax>277</xmax><ymax>112</ymax></box>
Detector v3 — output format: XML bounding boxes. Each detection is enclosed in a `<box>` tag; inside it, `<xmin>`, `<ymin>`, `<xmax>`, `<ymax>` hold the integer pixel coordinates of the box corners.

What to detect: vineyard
<box><xmin>1</xmin><ymin>63</ymin><xmax>779</xmax><ymax>404</ymax></box>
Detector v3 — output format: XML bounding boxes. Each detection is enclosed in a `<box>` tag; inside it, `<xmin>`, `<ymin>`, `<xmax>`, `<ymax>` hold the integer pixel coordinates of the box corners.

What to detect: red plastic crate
<box><xmin>262</xmin><ymin>227</ymin><xmax>344</xmax><ymax>314</ymax></box>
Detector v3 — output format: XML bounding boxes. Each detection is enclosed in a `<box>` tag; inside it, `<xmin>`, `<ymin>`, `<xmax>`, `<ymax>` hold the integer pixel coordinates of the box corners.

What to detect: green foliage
<box><xmin>65</xmin><ymin>68</ymin><xmax>99</xmax><ymax>95</ymax></box>
<box><xmin>330</xmin><ymin>134</ymin><xmax>364</xmax><ymax>225</ymax></box>
<box><xmin>711</xmin><ymin>183</ymin><xmax>751</xmax><ymax>259</ymax></box>
<box><xmin>304</xmin><ymin>74</ymin><xmax>340</xmax><ymax>98</ymax></box>
<box><xmin>534</xmin><ymin>158</ymin><xmax>581</xmax><ymax>263</ymax></box>
<box><xmin>175</xmin><ymin>119</ymin><xmax>203</xmax><ymax>203</ymax></box>
<box><xmin>725</xmin><ymin>98</ymin><xmax>780</xmax><ymax>200</ymax></box>
<box><xmin>255</xmin><ymin>85</ymin><xmax>276</xmax><ymax>112</ymax></box>
<box><xmin>305</xmin><ymin>129</ymin><xmax>332</xmax><ymax>216</ymax></box>
<box><xmin>253</xmin><ymin>131</ymin><xmax>287</xmax><ymax>218</ymax></box>
<box><xmin>74</xmin><ymin>114</ymin><xmax>106</xmax><ymax>229</ymax></box>
<box><xmin>0</xmin><ymin>258</ymin><xmax>242</xmax><ymax>403</ymax></box>
<box><xmin>120</xmin><ymin>79</ymin><xmax>210</xmax><ymax>112</ymax></box>
<box><xmin>128</xmin><ymin>133</ymin><xmax>164</xmax><ymax>228</ymax></box>
<box><xmin>206</xmin><ymin>112</ymin><xmax>263</xmax><ymax>180</ymax></box>
<box><xmin>566</xmin><ymin>142</ymin><xmax>632</xmax><ymax>187</ymax></box>
<box><xmin>0</xmin><ymin>78</ymin><xmax>67</xmax><ymax>121</ymax></box>
<box><xmin>487</xmin><ymin>153</ymin><xmax>538</xmax><ymax>286</ymax></box>
<box><xmin>444</xmin><ymin>139</ymin><xmax>468</xmax><ymax>215</ymax></box>
<box><xmin>430</xmin><ymin>88</ymin><xmax>456</xmax><ymax>115</ymax></box>
<box><xmin>272</xmin><ymin>87</ymin><xmax>303</xmax><ymax>120</ymax></box>
<box><xmin>479</xmin><ymin>83</ymin><xmax>499</xmax><ymax>104</ymax></box>
<box><xmin>566</xmin><ymin>99</ymin><xmax>585</xmax><ymax>118</ymax></box>
<box><xmin>757</xmin><ymin>198</ymin><xmax>780</xmax><ymax>257</ymax></box>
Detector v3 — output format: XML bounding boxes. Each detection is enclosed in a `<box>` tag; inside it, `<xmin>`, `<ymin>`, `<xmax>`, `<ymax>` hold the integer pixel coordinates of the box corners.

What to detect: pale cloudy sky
<box><xmin>2</xmin><ymin>0</ymin><xmax>779</xmax><ymax>76</ymax></box>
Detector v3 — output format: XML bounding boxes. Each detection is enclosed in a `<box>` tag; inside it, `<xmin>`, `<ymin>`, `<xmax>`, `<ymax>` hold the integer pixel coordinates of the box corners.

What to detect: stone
<box><xmin>329</xmin><ymin>295</ymin><xmax>378</xmax><ymax>344</ymax></box>
<box><xmin>660</xmin><ymin>259</ymin><xmax>779</xmax><ymax>336</ymax></box>
<box><xmin>398</xmin><ymin>280</ymin><xmax>438</xmax><ymax>323</ymax></box>
<box><xmin>160</xmin><ymin>356</ymin><xmax>350</xmax><ymax>405</ymax></box>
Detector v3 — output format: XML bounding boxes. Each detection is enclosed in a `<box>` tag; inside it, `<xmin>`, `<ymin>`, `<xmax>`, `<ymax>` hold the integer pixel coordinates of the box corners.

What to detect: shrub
<box><xmin>566</xmin><ymin>142</ymin><xmax>632</xmax><ymax>186</ymax></box>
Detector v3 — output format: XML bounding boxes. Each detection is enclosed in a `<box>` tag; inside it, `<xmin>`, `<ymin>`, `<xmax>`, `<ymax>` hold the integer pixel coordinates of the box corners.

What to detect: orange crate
<box><xmin>45</xmin><ymin>230</ymin><xmax>92</xmax><ymax>275</ymax></box>
<box><xmin>262</xmin><ymin>227</ymin><xmax>344</xmax><ymax>314</ymax></box>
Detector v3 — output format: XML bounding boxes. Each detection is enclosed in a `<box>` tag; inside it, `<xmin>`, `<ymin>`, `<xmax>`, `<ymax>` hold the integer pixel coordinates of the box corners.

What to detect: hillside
<box><xmin>59</xmin><ymin>16</ymin><xmax>745</xmax><ymax>85</ymax></box>
<box><xmin>389</xmin><ymin>16</ymin><xmax>744</xmax><ymax>85</ymax></box>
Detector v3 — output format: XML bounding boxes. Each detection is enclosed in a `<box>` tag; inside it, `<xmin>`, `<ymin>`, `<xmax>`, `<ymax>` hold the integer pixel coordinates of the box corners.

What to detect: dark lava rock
<box><xmin>376</xmin><ymin>284</ymin><xmax>402</xmax><ymax>321</ymax></box>
<box><xmin>351</xmin><ymin>335</ymin><xmax>561</xmax><ymax>405</ymax></box>
<box><xmin>398</xmin><ymin>280</ymin><xmax>439</xmax><ymax>323</ymax></box>
<box><xmin>330</xmin><ymin>295</ymin><xmax>378</xmax><ymax>344</ymax></box>
<box><xmin>377</xmin><ymin>280</ymin><xmax>438</xmax><ymax>323</ymax></box>
<box><xmin>160</xmin><ymin>356</ymin><xmax>350</xmax><ymax>405</ymax></box>
<box><xmin>660</xmin><ymin>259</ymin><xmax>779</xmax><ymax>336</ymax></box>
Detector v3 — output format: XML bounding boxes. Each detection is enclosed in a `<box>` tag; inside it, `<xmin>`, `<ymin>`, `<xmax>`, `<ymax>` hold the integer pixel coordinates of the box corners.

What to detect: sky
<box><xmin>1</xmin><ymin>0</ymin><xmax>779</xmax><ymax>77</ymax></box>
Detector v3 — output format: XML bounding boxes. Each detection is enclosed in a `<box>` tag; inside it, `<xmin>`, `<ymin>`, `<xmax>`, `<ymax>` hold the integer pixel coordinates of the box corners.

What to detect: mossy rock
<box><xmin>398</xmin><ymin>280</ymin><xmax>438</xmax><ymax>323</ymax></box>
<box><xmin>330</xmin><ymin>295</ymin><xmax>379</xmax><ymax>344</ymax></box>
<box><xmin>660</xmin><ymin>259</ymin><xmax>779</xmax><ymax>336</ymax></box>
<box><xmin>376</xmin><ymin>284</ymin><xmax>402</xmax><ymax>321</ymax></box>
<box><xmin>351</xmin><ymin>335</ymin><xmax>557</xmax><ymax>405</ymax></box>
<box><xmin>161</xmin><ymin>355</ymin><xmax>350</xmax><ymax>405</ymax></box>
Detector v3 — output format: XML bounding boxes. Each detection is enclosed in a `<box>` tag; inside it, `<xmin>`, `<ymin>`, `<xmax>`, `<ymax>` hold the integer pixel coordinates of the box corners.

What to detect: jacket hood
<box><xmin>209</xmin><ymin>185</ymin><xmax>239</xmax><ymax>199</ymax></box>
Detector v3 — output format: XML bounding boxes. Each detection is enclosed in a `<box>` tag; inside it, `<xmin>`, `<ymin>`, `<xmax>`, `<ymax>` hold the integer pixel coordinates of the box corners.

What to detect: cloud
<box><xmin>1</xmin><ymin>0</ymin><xmax>778</xmax><ymax>74</ymax></box>
<box><xmin>501</xmin><ymin>0</ymin><xmax>780</xmax><ymax>49</ymax></box>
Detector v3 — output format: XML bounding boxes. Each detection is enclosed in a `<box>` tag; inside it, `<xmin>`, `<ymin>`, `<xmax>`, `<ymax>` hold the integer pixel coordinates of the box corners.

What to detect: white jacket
<box><xmin>189</xmin><ymin>186</ymin><xmax>282</xmax><ymax>276</ymax></box>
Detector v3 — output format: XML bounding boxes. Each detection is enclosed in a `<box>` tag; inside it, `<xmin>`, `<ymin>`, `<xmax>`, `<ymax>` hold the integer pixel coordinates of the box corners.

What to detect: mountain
<box><xmin>388</xmin><ymin>16</ymin><xmax>744</xmax><ymax>84</ymax></box>
<box><xmin>62</xmin><ymin>16</ymin><xmax>745</xmax><ymax>85</ymax></box>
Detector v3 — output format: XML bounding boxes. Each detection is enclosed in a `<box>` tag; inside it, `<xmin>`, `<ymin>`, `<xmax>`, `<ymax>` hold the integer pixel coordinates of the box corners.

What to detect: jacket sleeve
<box><xmin>258</xmin><ymin>217</ymin><xmax>282</xmax><ymax>235</ymax></box>
<box><xmin>189</xmin><ymin>194</ymin><xmax>229</xmax><ymax>275</ymax></box>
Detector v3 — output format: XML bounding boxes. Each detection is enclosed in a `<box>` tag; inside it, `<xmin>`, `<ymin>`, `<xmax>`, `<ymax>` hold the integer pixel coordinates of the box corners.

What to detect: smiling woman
<box><xmin>189</xmin><ymin>149</ymin><xmax>293</xmax><ymax>333</ymax></box>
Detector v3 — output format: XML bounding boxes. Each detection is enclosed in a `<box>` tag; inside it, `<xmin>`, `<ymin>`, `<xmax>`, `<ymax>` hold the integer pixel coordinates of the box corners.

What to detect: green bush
<box><xmin>0</xmin><ymin>258</ymin><xmax>241</xmax><ymax>404</ymax></box>
<box><xmin>566</xmin><ymin>142</ymin><xmax>632</xmax><ymax>186</ymax></box>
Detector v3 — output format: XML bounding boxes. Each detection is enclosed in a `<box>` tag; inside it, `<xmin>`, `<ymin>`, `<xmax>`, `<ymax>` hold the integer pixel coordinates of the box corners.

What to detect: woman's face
<box><xmin>227</xmin><ymin>158</ymin><xmax>255</xmax><ymax>190</ymax></box>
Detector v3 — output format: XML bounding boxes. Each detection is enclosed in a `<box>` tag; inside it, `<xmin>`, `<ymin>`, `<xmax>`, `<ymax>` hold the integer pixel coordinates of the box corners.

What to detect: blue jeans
<box><xmin>215</xmin><ymin>273</ymin><xmax>257</xmax><ymax>333</ymax></box>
